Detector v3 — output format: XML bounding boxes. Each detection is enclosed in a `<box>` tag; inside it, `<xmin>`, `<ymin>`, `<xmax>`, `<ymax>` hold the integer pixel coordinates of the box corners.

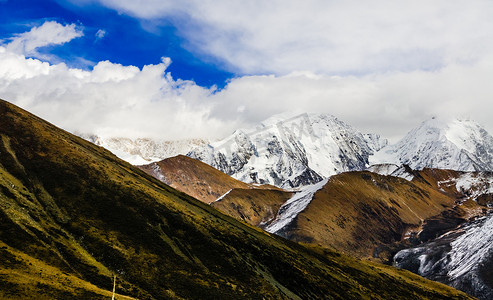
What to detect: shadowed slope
<box><xmin>211</xmin><ymin>188</ymin><xmax>293</xmax><ymax>226</ymax></box>
<box><xmin>0</xmin><ymin>99</ymin><xmax>473</xmax><ymax>299</ymax></box>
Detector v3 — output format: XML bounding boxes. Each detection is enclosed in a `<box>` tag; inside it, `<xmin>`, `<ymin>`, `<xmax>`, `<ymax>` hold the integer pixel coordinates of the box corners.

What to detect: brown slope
<box><xmin>211</xmin><ymin>188</ymin><xmax>293</xmax><ymax>227</ymax></box>
<box><xmin>0</xmin><ymin>98</ymin><xmax>475</xmax><ymax>299</ymax></box>
<box><xmin>139</xmin><ymin>155</ymin><xmax>293</xmax><ymax>226</ymax></box>
<box><xmin>139</xmin><ymin>155</ymin><xmax>284</xmax><ymax>203</ymax></box>
<box><xmin>276</xmin><ymin>170</ymin><xmax>476</xmax><ymax>261</ymax></box>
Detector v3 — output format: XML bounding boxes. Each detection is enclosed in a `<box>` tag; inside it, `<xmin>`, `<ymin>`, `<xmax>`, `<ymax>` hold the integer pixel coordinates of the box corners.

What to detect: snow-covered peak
<box><xmin>445</xmin><ymin>118</ymin><xmax>489</xmax><ymax>153</ymax></box>
<box><xmin>371</xmin><ymin>117</ymin><xmax>493</xmax><ymax>172</ymax></box>
<box><xmin>189</xmin><ymin>113</ymin><xmax>384</xmax><ymax>188</ymax></box>
<box><xmin>80</xmin><ymin>134</ymin><xmax>209</xmax><ymax>165</ymax></box>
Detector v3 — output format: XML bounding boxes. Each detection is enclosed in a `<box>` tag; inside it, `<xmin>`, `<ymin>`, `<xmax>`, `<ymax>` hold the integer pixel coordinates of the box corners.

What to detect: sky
<box><xmin>1</xmin><ymin>0</ymin><xmax>493</xmax><ymax>141</ymax></box>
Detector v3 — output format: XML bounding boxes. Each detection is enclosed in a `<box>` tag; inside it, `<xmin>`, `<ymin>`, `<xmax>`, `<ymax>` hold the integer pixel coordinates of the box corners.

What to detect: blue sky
<box><xmin>1</xmin><ymin>0</ymin><xmax>493</xmax><ymax>140</ymax></box>
<box><xmin>0</xmin><ymin>0</ymin><xmax>233</xmax><ymax>88</ymax></box>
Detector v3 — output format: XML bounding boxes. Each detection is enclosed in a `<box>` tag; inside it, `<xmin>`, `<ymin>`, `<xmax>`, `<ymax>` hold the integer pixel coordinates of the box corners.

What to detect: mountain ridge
<box><xmin>81</xmin><ymin>114</ymin><xmax>493</xmax><ymax>191</ymax></box>
<box><xmin>372</xmin><ymin>117</ymin><xmax>493</xmax><ymax>172</ymax></box>
<box><xmin>188</xmin><ymin>113</ymin><xmax>386</xmax><ymax>188</ymax></box>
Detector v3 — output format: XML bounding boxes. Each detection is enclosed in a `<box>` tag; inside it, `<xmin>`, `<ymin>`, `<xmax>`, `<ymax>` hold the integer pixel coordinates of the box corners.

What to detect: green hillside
<box><xmin>0</xmin><ymin>99</ymin><xmax>473</xmax><ymax>299</ymax></box>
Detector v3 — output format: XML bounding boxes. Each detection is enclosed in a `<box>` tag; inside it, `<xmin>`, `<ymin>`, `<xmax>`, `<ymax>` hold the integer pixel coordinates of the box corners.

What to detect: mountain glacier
<box><xmin>371</xmin><ymin>117</ymin><xmax>493</xmax><ymax>171</ymax></box>
<box><xmin>188</xmin><ymin>113</ymin><xmax>386</xmax><ymax>188</ymax></box>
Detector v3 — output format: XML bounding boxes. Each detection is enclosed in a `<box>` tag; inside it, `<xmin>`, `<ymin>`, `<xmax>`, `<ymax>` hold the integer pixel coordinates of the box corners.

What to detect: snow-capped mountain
<box><xmin>371</xmin><ymin>117</ymin><xmax>493</xmax><ymax>171</ymax></box>
<box><xmin>188</xmin><ymin>113</ymin><xmax>386</xmax><ymax>188</ymax></box>
<box><xmin>79</xmin><ymin>134</ymin><xmax>208</xmax><ymax>165</ymax></box>
<box><xmin>80</xmin><ymin>115</ymin><xmax>493</xmax><ymax>189</ymax></box>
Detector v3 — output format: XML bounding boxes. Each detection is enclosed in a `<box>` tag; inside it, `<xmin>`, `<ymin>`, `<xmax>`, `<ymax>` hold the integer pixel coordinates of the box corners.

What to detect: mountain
<box><xmin>189</xmin><ymin>113</ymin><xmax>387</xmax><ymax>188</ymax></box>
<box><xmin>138</xmin><ymin>155</ymin><xmax>294</xmax><ymax>226</ymax></box>
<box><xmin>395</xmin><ymin>212</ymin><xmax>493</xmax><ymax>300</ymax></box>
<box><xmin>139</xmin><ymin>150</ymin><xmax>490</xmax><ymax>265</ymax></box>
<box><xmin>80</xmin><ymin>134</ymin><xmax>208</xmax><ymax>165</ymax></box>
<box><xmin>0</xmin><ymin>99</ymin><xmax>473</xmax><ymax>299</ymax></box>
<box><xmin>200</xmin><ymin>166</ymin><xmax>490</xmax><ymax>261</ymax></box>
<box><xmin>264</xmin><ymin>169</ymin><xmax>475</xmax><ymax>260</ymax></box>
<box><xmin>372</xmin><ymin>117</ymin><xmax>493</xmax><ymax>171</ymax></box>
<box><xmin>82</xmin><ymin>116</ymin><xmax>493</xmax><ymax>191</ymax></box>
<box><xmin>138</xmin><ymin>155</ymin><xmax>288</xmax><ymax>204</ymax></box>
<box><xmin>394</xmin><ymin>171</ymin><xmax>493</xmax><ymax>300</ymax></box>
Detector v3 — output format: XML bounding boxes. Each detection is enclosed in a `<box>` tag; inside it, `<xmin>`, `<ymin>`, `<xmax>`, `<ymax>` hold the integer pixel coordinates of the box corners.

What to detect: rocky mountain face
<box><xmin>2</xmin><ymin>99</ymin><xmax>474</xmax><ymax>299</ymax></box>
<box><xmin>395</xmin><ymin>213</ymin><xmax>493</xmax><ymax>300</ymax></box>
<box><xmin>80</xmin><ymin>134</ymin><xmax>208</xmax><ymax>165</ymax></box>
<box><xmin>188</xmin><ymin>113</ymin><xmax>386</xmax><ymax>188</ymax></box>
<box><xmin>394</xmin><ymin>171</ymin><xmax>493</xmax><ymax>300</ymax></box>
<box><xmin>372</xmin><ymin>117</ymin><xmax>493</xmax><ymax>171</ymax></box>
<box><xmin>188</xmin><ymin>115</ymin><xmax>493</xmax><ymax>189</ymax></box>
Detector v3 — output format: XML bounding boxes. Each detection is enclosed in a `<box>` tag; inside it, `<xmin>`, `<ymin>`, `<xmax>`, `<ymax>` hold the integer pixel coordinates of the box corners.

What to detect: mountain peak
<box><xmin>373</xmin><ymin>117</ymin><xmax>493</xmax><ymax>171</ymax></box>
<box><xmin>189</xmin><ymin>112</ymin><xmax>385</xmax><ymax>188</ymax></box>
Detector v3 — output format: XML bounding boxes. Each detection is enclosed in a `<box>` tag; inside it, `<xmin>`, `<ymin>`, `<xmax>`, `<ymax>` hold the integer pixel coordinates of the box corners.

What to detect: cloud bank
<box><xmin>0</xmin><ymin>46</ymin><xmax>230</xmax><ymax>140</ymax></box>
<box><xmin>2</xmin><ymin>4</ymin><xmax>493</xmax><ymax>142</ymax></box>
<box><xmin>86</xmin><ymin>0</ymin><xmax>493</xmax><ymax>76</ymax></box>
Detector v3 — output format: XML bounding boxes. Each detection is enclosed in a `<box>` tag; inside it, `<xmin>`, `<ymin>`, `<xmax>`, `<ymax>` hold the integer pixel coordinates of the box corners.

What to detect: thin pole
<box><xmin>111</xmin><ymin>275</ymin><xmax>116</xmax><ymax>300</ymax></box>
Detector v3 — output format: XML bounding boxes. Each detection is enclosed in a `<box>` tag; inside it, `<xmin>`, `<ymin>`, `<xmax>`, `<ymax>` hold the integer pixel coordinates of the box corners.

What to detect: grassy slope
<box><xmin>280</xmin><ymin>169</ymin><xmax>484</xmax><ymax>260</ymax></box>
<box><xmin>0</xmin><ymin>99</ymin><xmax>474</xmax><ymax>299</ymax></box>
<box><xmin>139</xmin><ymin>155</ymin><xmax>293</xmax><ymax>226</ymax></box>
<box><xmin>139</xmin><ymin>155</ymin><xmax>283</xmax><ymax>204</ymax></box>
<box><xmin>211</xmin><ymin>188</ymin><xmax>293</xmax><ymax>226</ymax></box>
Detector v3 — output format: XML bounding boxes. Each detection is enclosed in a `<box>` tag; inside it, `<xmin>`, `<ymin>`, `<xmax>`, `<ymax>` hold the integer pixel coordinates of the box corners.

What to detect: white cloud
<box><xmin>4</xmin><ymin>21</ymin><xmax>83</xmax><ymax>58</ymax></box>
<box><xmin>206</xmin><ymin>56</ymin><xmax>493</xmax><ymax>141</ymax></box>
<box><xmin>86</xmin><ymin>0</ymin><xmax>493</xmax><ymax>77</ymax></box>
<box><xmin>0</xmin><ymin>46</ymin><xmax>237</xmax><ymax>140</ymax></box>
<box><xmin>2</xmin><ymin>42</ymin><xmax>493</xmax><ymax>142</ymax></box>
<box><xmin>95</xmin><ymin>29</ymin><xmax>106</xmax><ymax>40</ymax></box>
<box><xmin>2</xmin><ymin>14</ymin><xmax>493</xmax><ymax>143</ymax></box>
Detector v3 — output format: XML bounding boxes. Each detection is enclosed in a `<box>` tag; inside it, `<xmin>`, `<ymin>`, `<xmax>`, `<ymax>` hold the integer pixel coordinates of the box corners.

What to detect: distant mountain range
<box><xmin>79</xmin><ymin>134</ymin><xmax>209</xmax><ymax>165</ymax></box>
<box><xmin>189</xmin><ymin>114</ymin><xmax>493</xmax><ymax>188</ymax></box>
<box><xmin>84</xmin><ymin>114</ymin><xmax>493</xmax><ymax>189</ymax></box>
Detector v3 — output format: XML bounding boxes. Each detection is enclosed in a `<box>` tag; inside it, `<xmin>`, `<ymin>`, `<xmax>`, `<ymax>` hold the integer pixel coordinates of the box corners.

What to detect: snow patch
<box><xmin>214</xmin><ymin>189</ymin><xmax>232</xmax><ymax>203</ymax></box>
<box><xmin>367</xmin><ymin>163</ymin><xmax>399</xmax><ymax>176</ymax></box>
<box><xmin>455</xmin><ymin>172</ymin><xmax>493</xmax><ymax>201</ymax></box>
<box><xmin>264</xmin><ymin>178</ymin><xmax>328</xmax><ymax>234</ymax></box>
